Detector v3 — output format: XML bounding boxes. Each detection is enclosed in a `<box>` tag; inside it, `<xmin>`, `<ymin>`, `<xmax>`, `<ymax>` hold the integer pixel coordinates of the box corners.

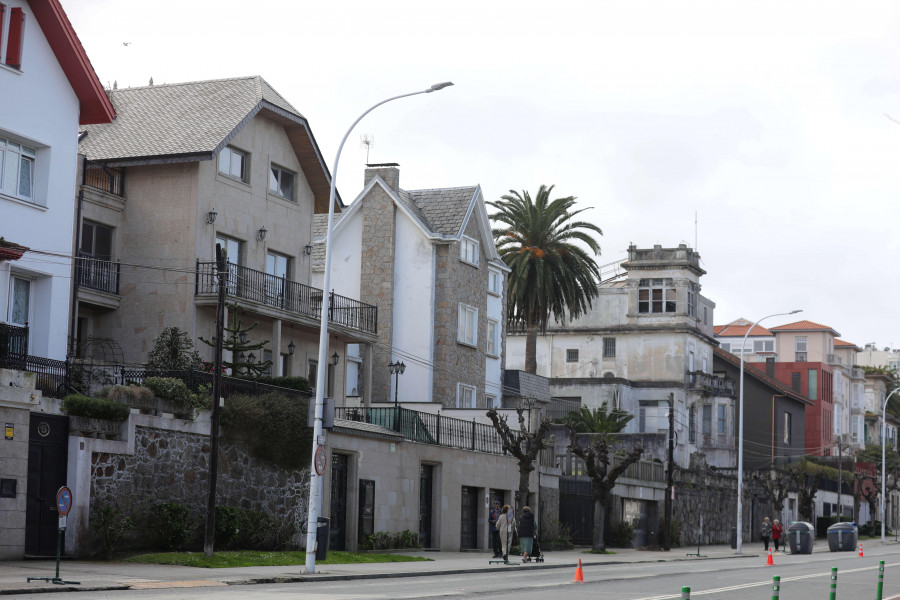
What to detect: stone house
<box><xmin>75</xmin><ymin>76</ymin><xmax>378</xmax><ymax>391</ymax></box>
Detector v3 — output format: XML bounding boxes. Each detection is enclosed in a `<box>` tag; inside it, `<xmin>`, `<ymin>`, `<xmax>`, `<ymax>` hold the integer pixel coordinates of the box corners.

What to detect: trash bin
<box><xmin>315</xmin><ymin>516</ymin><xmax>330</xmax><ymax>561</ymax></box>
<box><xmin>731</xmin><ymin>527</ymin><xmax>737</xmax><ymax>549</ymax></box>
<box><xmin>788</xmin><ymin>521</ymin><xmax>814</xmax><ymax>554</ymax></box>
<box><xmin>827</xmin><ymin>522</ymin><xmax>858</xmax><ymax>552</ymax></box>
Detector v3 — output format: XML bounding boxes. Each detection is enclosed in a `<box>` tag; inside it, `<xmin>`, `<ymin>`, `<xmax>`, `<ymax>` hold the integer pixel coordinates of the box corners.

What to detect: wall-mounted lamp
<box><xmin>304</xmin><ymin>243</ymin><xmax>313</xmax><ymax>256</ymax></box>
<box><xmin>239</xmin><ymin>352</ymin><xmax>246</xmax><ymax>363</ymax></box>
<box><xmin>206</xmin><ymin>209</ymin><xmax>217</xmax><ymax>225</ymax></box>
<box><xmin>257</xmin><ymin>226</ymin><xmax>268</xmax><ymax>242</ymax></box>
<box><xmin>248</xmin><ymin>352</ymin><xmax>256</xmax><ymax>363</ymax></box>
<box><xmin>332</xmin><ymin>352</ymin><xmax>340</xmax><ymax>366</ymax></box>
<box><xmin>288</xmin><ymin>340</ymin><xmax>296</xmax><ymax>356</ymax></box>
<box><xmin>239</xmin><ymin>331</ymin><xmax>248</xmax><ymax>344</ymax></box>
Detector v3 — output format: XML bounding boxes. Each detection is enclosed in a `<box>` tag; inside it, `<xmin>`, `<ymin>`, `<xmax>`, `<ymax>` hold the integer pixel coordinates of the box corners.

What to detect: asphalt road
<box><xmin>16</xmin><ymin>549</ymin><xmax>900</xmax><ymax>600</ymax></box>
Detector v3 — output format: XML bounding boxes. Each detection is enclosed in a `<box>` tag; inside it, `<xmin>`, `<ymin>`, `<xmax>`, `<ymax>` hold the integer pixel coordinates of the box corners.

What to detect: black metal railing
<box><xmin>75</xmin><ymin>253</ymin><xmax>120</xmax><ymax>295</ymax></box>
<box><xmin>196</xmin><ymin>260</ymin><xmax>377</xmax><ymax>335</ymax></box>
<box><xmin>334</xmin><ymin>406</ymin><xmax>506</xmax><ymax>455</ymax></box>
<box><xmin>83</xmin><ymin>159</ymin><xmax>125</xmax><ymax>196</ymax></box>
<box><xmin>117</xmin><ymin>368</ymin><xmax>311</xmax><ymax>400</ymax></box>
<box><xmin>26</xmin><ymin>355</ymin><xmax>70</xmax><ymax>398</ymax></box>
<box><xmin>0</xmin><ymin>323</ymin><xmax>28</xmax><ymax>370</ymax></box>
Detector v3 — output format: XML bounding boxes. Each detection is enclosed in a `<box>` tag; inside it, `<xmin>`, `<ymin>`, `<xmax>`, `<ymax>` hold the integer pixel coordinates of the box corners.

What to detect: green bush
<box><xmin>221</xmin><ymin>392</ymin><xmax>311</xmax><ymax>468</ymax></box>
<box><xmin>541</xmin><ymin>519</ymin><xmax>573</xmax><ymax>545</ymax></box>
<box><xmin>143</xmin><ymin>377</ymin><xmax>191</xmax><ymax>404</ymax></box>
<box><xmin>658</xmin><ymin>516</ymin><xmax>683</xmax><ymax>547</ymax></box>
<box><xmin>107</xmin><ymin>384</ymin><xmax>155</xmax><ymax>405</ymax></box>
<box><xmin>148</xmin><ymin>501</ymin><xmax>196</xmax><ymax>551</ymax></box>
<box><xmin>607</xmin><ymin>520</ymin><xmax>634</xmax><ymax>548</ymax></box>
<box><xmin>61</xmin><ymin>394</ymin><xmax>130</xmax><ymax>421</ymax></box>
<box><xmin>816</xmin><ymin>515</ymin><xmax>854</xmax><ymax>538</ymax></box>
<box><xmin>91</xmin><ymin>505</ymin><xmax>133</xmax><ymax>558</ymax></box>
<box><xmin>859</xmin><ymin>520</ymin><xmax>891</xmax><ymax>537</ymax></box>
<box><xmin>359</xmin><ymin>530</ymin><xmax>420</xmax><ymax>551</ymax></box>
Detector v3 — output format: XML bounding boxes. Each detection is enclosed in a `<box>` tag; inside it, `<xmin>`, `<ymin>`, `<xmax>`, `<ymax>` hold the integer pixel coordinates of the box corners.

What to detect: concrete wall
<box><xmin>0</xmin><ymin>370</ymin><xmax>39</xmax><ymax>559</ymax></box>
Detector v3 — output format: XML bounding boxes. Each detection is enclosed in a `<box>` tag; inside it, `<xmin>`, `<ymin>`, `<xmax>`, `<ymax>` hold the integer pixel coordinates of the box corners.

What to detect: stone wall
<box><xmin>672</xmin><ymin>467</ymin><xmax>736</xmax><ymax>545</ymax></box>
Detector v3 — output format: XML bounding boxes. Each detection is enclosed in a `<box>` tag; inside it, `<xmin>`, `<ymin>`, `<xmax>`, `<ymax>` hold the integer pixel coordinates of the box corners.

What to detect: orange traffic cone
<box><xmin>574</xmin><ymin>558</ymin><xmax>584</xmax><ymax>582</ymax></box>
<box><xmin>766</xmin><ymin>548</ymin><xmax>774</xmax><ymax>566</ymax></box>
<box><xmin>858</xmin><ymin>543</ymin><xmax>864</xmax><ymax>558</ymax></box>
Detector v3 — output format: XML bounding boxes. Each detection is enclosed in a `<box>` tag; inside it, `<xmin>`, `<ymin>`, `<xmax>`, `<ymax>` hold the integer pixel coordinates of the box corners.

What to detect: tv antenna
<box><xmin>360</xmin><ymin>134</ymin><xmax>374</xmax><ymax>162</ymax></box>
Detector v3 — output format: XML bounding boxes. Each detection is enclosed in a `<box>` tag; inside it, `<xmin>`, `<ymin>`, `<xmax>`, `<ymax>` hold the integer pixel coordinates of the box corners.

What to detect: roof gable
<box><xmin>713</xmin><ymin>347</ymin><xmax>812</xmax><ymax>405</ymax></box>
<box><xmin>769</xmin><ymin>320</ymin><xmax>841</xmax><ymax>337</ymax></box>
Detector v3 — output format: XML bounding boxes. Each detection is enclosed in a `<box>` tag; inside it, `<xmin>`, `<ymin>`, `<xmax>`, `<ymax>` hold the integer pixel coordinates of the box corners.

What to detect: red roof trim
<box><xmin>28</xmin><ymin>0</ymin><xmax>114</xmax><ymax>124</ymax></box>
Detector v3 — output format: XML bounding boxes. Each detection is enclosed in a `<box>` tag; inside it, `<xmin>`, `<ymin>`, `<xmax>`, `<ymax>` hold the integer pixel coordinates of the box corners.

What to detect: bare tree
<box><xmin>486</xmin><ymin>407</ymin><xmax>551</xmax><ymax>508</ymax></box>
<box><xmin>752</xmin><ymin>467</ymin><xmax>792</xmax><ymax>516</ymax></box>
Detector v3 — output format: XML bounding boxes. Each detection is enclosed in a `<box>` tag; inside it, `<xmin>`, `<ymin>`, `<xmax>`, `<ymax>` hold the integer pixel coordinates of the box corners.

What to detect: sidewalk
<box><xmin>0</xmin><ymin>543</ymin><xmax>881</xmax><ymax>595</ymax></box>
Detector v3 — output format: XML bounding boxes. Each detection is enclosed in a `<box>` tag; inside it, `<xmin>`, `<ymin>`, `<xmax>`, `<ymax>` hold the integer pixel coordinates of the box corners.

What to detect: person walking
<box><xmin>489</xmin><ymin>501</ymin><xmax>503</xmax><ymax>558</ymax></box>
<box><xmin>772</xmin><ymin>519</ymin><xmax>783</xmax><ymax>552</ymax></box>
<box><xmin>519</xmin><ymin>506</ymin><xmax>536</xmax><ymax>562</ymax></box>
<box><xmin>760</xmin><ymin>517</ymin><xmax>773</xmax><ymax>551</ymax></box>
<box><xmin>497</xmin><ymin>504</ymin><xmax>517</xmax><ymax>561</ymax></box>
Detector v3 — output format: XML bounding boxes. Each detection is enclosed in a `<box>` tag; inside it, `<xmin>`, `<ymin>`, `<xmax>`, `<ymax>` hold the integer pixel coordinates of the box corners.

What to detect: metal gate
<box><xmin>460</xmin><ymin>486</ymin><xmax>478</xmax><ymax>549</ymax></box>
<box><xmin>419</xmin><ymin>465</ymin><xmax>434</xmax><ymax>548</ymax></box>
<box><xmin>25</xmin><ymin>414</ymin><xmax>68</xmax><ymax>556</ymax></box>
<box><xmin>560</xmin><ymin>477</ymin><xmax>593</xmax><ymax>545</ymax></box>
<box><xmin>358</xmin><ymin>479</ymin><xmax>375</xmax><ymax>545</ymax></box>
<box><xmin>329</xmin><ymin>453</ymin><xmax>348</xmax><ymax>550</ymax></box>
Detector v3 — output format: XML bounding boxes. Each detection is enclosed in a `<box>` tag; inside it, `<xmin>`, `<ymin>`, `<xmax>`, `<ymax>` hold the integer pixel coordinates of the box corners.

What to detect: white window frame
<box><xmin>457</xmin><ymin>303</ymin><xmax>478</xmax><ymax>346</ymax></box>
<box><xmin>0</xmin><ymin>137</ymin><xmax>36</xmax><ymax>203</ymax></box>
<box><xmin>218</xmin><ymin>146</ymin><xmax>248</xmax><ymax>182</ymax></box>
<box><xmin>460</xmin><ymin>236</ymin><xmax>479</xmax><ymax>266</ymax></box>
<box><xmin>268</xmin><ymin>164</ymin><xmax>296</xmax><ymax>201</ymax></box>
<box><xmin>7</xmin><ymin>274</ymin><xmax>31</xmax><ymax>326</ymax></box>
<box><xmin>602</xmin><ymin>337</ymin><xmax>616</xmax><ymax>358</ymax></box>
<box><xmin>486</xmin><ymin>394</ymin><xmax>500</xmax><ymax>409</ymax></box>
<box><xmin>754</xmin><ymin>339</ymin><xmax>775</xmax><ymax>353</ymax></box>
<box><xmin>486</xmin><ymin>319</ymin><xmax>500</xmax><ymax>357</ymax></box>
<box><xmin>488</xmin><ymin>267</ymin><xmax>502</xmax><ymax>296</ymax></box>
<box><xmin>638</xmin><ymin>278</ymin><xmax>676</xmax><ymax>314</ymax></box>
<box><xmin>457</xmin><ymin>383</ymin><xmax>476</xmax><ymax>408</ymax></box>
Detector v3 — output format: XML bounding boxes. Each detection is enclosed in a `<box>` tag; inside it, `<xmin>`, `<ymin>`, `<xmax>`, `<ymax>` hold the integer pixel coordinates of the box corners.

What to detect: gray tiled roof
<box><xmin>311</xmin><ymin>213</ymin><xmax>343</xmax><ymax>270</ymax></box>
<box><xmin>79</xmin><ymin>76</ymin><xmax>301</xmax><ymax>162</ymax></box>
<box><xmin>332</xmin><ymin>418</ymin><xmax>405</xmax><ymax>441</ymax></box>
<box><xmin>406</xmin><ymin>186</ymin><xmax>478</xmax><ymax>236</ymax></box>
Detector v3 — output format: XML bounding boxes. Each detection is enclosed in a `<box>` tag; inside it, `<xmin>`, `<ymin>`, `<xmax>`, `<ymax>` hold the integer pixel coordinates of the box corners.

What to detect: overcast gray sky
<box><xmin>63</xmin><ymin>0</ymin><xmax>900</xmax><ymax>351</ymax></box>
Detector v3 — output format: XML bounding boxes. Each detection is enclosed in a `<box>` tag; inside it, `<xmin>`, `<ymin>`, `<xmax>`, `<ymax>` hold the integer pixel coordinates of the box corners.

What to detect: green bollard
<box><xmin>829</xmin><ymin>567</ymin><xmax>838</xmax><ymax>600</ymax></box>
<box><xmin>877</xmin><ymin>561</ymin><xmax>885</xmax><ymax>600</ymax></box>
<box><xmin>772</xmin><ymin>575</ymin><xmax>780</xmax><ymax>600</ymax></box>
<box><xmin>681</xmin><ymin>586</ymin><xmax>690</xmax><ymax>600</ymax></box>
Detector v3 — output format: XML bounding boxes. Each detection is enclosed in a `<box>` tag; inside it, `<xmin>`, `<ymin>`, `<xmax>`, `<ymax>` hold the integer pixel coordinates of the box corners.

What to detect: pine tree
<box><xmin>199</xmin><ymin>302</ymin><xmax>272</xmax><ymax>377</ymax></box>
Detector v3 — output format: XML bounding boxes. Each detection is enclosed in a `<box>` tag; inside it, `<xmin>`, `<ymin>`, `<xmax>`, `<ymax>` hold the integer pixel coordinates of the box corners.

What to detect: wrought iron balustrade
<box><xmin>195</xmin><ymin>261</ymin><xmax>377</xmax><ymax>335</ymax></box>
<box><xmin>0</xmin><ymin>323</ymin><xmax>28</xmax><ymax>370</ymax></box>
<box><xmin>75</xmin><ymin>253</ymin><xmax>120</xmax><ymax>294</ymax></box>
<box><xmin>83</xmin><ymin>159</ymin><xmax>125</xmax><ymax>196</ymax></box>
<box><xmin>685</xmin><ymin>371</ymin><xmax>736</xmax><ymax>396</ymax></box>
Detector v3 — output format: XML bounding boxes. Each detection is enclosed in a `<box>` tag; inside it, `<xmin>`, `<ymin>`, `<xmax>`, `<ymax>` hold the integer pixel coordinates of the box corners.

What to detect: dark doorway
<box><xmin>419</xmin><ymin>465</ymin><xmax>434</xmax><ymax>548</ymax></box>
<box><xmin>25</xmin><ymin>414</ymin><xmax>69</xmax><ymax>556</ymax></box>
<box><xmin>358</xmin><ymin>479</ymin><xmax>375</xmax><ymax>546</ymax></box>
<box><xmin>559</xmin><ymin>477</ymin><xmax>593</xmax><ymax>545</ymax></box>
<box><xmin>460</xmin><ymin>486</ymin><xmax>478</xmax><ymax>549</ymax></box>
<box><xmin>329</xmin><ymin>453</ymin><xmax>348</xmax><ymax>551</ymax></box>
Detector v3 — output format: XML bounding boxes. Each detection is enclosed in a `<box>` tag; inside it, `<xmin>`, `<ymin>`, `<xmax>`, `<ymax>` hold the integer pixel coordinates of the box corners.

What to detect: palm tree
<box><xmin>565</xmin><ymin>404</ymin><xmax>633</xmax><ymax>434</ymax></box>
<box><xmin>488</xmin><ymin>185</ymin><xmax>602</xmax><ymax>373</ymax></box>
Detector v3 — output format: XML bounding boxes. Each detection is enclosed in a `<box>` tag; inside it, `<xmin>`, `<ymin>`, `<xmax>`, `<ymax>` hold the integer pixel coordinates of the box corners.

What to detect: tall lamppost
<box><xmin>882</xmin><ymin>388</ymin><xmax>900</xmax><ymax>543</ymax></box>
<box><xmin>304</xmin><ymin>82</ymin><xmax>453</xmax><ymax>574</ymax></box>
<box><xmin>389</xmin><ymin>360</ymin><xmax>406</xmax><ymax>431</ymax></box>
<box><xmin>735</xmin><ymin>309</ymin><xmax>801</xmax><ymax>555</ymax></box>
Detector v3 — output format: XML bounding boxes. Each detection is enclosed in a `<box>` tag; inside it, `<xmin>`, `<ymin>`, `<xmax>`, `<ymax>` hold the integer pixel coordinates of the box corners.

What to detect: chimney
<box><xmin>364</xmin><ymin>163</ymin><xmax>400</xmax><ymax>192</ymax></box>
<box><xmin>766</xmin><ymin>357</ymin><xmax>775</xmax><ymax>378</ymax></box>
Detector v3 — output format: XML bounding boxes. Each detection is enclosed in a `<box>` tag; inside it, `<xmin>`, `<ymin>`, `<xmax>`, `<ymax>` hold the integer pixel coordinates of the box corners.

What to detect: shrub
<box><xmin>215</xmin><ymin>505</ymin><xmax>297</xmax><ymax>550</ymax></box>
<box><xmin>107</xmin><ymin>384</ymin><xmax>155</xmax><ymax>405</ymax></box>
<box><xmin>221</xmin><ymin>392</ymin><xmax>311</xmax><ymax>468</ymax></box>
<box><xmin>146</xmin><ymin>327</ymin><xmax>204</xmax><ymax>371</ymax></box>
<box><xmin>658</xmin><ymin>516</ymin><xmax>683</xmax><ymax>547</ymax></box>
<box><xmin>607</xmin><ymin>520</ymin><xmax>634</xmax><ymax>548</ymax></box>
<box><xmin>61</xmin><ymin>394</ymin><xmax>130</xmax><ymax>421</ymax></box>
<box><xmin>91</xmin><ymin>505</ymin><xmax>133</xmax><ymax>558</ymax></box>
<box><xmin>148</xmin><ymin>501</ymin><xmax>196</xmax><ymax>551</ymax></box>
<box><xmin>239</xmin><ymin>375</ymin><xmax>312</xmax><ymax>392</ymax></box>
<box><xmin>359</xmin><ymin>530</ymin><xmax>420</xmax><ymax>551</ymax></box>
<box><xmin>143</xmin><ymin>377</ymin><xmax>191</xmax><ymax>404</ymax></box>
<box><xmin>541</xmin><ymin>519</ymin><xmax>573</xmax><ymax>545</ymax></box>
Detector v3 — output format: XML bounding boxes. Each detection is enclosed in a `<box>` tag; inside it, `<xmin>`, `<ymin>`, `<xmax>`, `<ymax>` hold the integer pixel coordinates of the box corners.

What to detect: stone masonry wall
<box><xmin>672</xmin><ymin>467</ymin><xmax>736</xmax><ymax>545</ymax></box>
<box><xmin>433</xmin><ymin>216</ymin><xmax>489</xmax><ymax>407</ymax></box>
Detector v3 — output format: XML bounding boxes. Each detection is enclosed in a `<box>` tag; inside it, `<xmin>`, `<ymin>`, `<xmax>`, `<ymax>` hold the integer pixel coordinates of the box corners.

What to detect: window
<box><xmin>215</xmin><ymin>235</ymin><xmax>242</xmax><ymax>264</ymax></box>
<box><xmin>80</xmin><ymin>221</ymin><xmax>113</xmax><ymax>260</ymax></box>
<box><xmin>808</xmin><ymin>369</ymin><xmax>818</xmax><ymax>400</ymax></box>
<box><xmin>265</xmin><ymin>252</ymin><xmax>290</xmax><ymax>304</ymax></box>
<box><xmin>703</xmin><ymin>306</ymin><xmax>708</xmax><ymax>325</ymax></box>
<box><xmin>457</xmin><ymin>383</ymin><xmax>476</xmax><ymax>408</ymax></box>
<box><xmin>486</xmin><ymin>319</ymin><xmax>499</xmax><ymax>357</ymax></box>
<box><xmin>218</xmin><ymin>146</ymin><xmax>248</xmax><ymax>182</ymax></box>
<box><xmin>488</xmin><ymin>268</ymin><xmax>502</xmax><ymax>296</ymax></box>
<box><xmin>458</xmin><ymin>304</ymin><xmax>477</xmax><ymax>346</ymax></box>
<box><xmin>834</xmin><ymin>403</ymin><xmax>843</xmax><ymax>434</ymax></box>
<box><xmin>795</xmin><ymin>336</ymin><xmax>807</xmax><ymax>362</ymax></box>
<box><xmin>566</xmin><ymin>349</ymin><xmax>579</xmax><ymax>363</ymax></box>
<box><xmin>791</xmin><ymin>372</ymin><xmax>801</xmax><ymax>393</ymax></box>
<box><xmin>0</xmin><ymin>137</ymin><xmax>35</xmax><ymax>202</ymax></box>
<box><xmin>702</xmin><ymin>404</ymin><xmax>712</xmax><ymax>436</ymax></box>
<box><xmin>717</xmin><ymin>404</ymin><xmax>726</xmax><ymax>434</ymax></box>
<box><xmin>308</xmin><ymin>360</ymin><xmax>318</xmax><ymax>387</ymax></box>
<box><xmin>687</xmin><ymin>286</ymin><xmax>696</xmax><ymax>317</ymax></box>
<box><xmin>460</xmin><ymin>236</ymin><xmax>479</xmax><ymax>266</ymax></box>
<box><xmin>689</xmin><ymin>405</ymin><xmax>696</xmax><ymax>444</ymax></box>
<box><xmin>603</xmin><ymin>337</ymin><xmax>616</xmax><ymax>358</ymax></box>
<box><xmin>754</xmin><ymin>340</ymin><xmax>775</xmax><ymax>353</ymax></box>
<box><xmin>720</xmin><ymin>342</ymin><xmax>731</xmax><ymax>352</ymax></box>
<box><xmin>638</xmin><ymin>278</ymin><xmax>676</xmax><ymax>314</ymax></box>
<box><xmin>268</xmin><ymin>165</ymin><xmax>295</xmax><ymax>200</ymax></box>
<box><xmin>262</xmin><ymin>349</ymin><xmax>273</xmax><ymax>376</ymax></box>
<box><xmin>486</xmin><ymin>394</ymin><xmax>500</xmax><ymax>409</ymax></box>
<box><xmin>2</xmin><ymin>6</ymin><xmax>24</xmax><ymax>69</ymax></box>
<box><xmin>638</xmin><ymin>400</ymin><xmax>662</xmax><ymax>433</ymax></box>
<box><xmin>784</xmin><ymin>412</ymin><xmax>792</xmax><ymax>445</ymax></box>
<box><xmin>7</xmin><ymin>275</ymin><xmax>29</xmax><ymax>326</ymax></box>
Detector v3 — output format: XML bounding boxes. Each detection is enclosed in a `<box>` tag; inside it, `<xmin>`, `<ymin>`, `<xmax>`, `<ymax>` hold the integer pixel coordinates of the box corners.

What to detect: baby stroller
<box><xmin>531</xmin><ymin>536</ymin><xmax>544</xmax><ymax>563</ymax></box>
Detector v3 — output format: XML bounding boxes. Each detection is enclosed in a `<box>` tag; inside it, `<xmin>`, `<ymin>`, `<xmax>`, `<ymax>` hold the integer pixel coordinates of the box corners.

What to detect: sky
<box><xmin>62</xmin><ymin>0</ymin><xmax>900</xmax><ymax>350</ymax></box>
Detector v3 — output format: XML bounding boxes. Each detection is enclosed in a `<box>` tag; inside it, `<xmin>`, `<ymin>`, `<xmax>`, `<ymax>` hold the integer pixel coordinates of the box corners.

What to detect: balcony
<box><xmin>83</xmin><ymin>160</ymin><xmax>125</xmax><ymax>197</ymax></box>
<box><xmin>195</xmin><ymin>261</ymin><xmax>377</xmax><ymax>336</ymax></box>
<box><xmin>699</xmin><ymin>432</ymin><xmax>734</xmax><ymax>450</ymax></box>
<box><xmin>826</xmin><ymin>353</ymin><xmax>843</xmax><ymax>366</ymax></box>
<box><xmin>76</xmin><ymin>254</ymin><xmax>120</xmax><ymax>295</ymax></box>
<box><xmin>0</xmin><ymin>323</ymin><xmax>28</xmax><ymax>370</ymax></box>
<box><xmin>685</xmin><ymin>371</ymin><xmax>736</xmax><ymax>397</ymax></box>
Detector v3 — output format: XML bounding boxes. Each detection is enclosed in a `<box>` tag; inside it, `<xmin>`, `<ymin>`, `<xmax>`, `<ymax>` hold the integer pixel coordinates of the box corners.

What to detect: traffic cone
<box><xmin>574</xmin><ymin>558</ymin><xmax>584</xmax><ymax>582</ymax></box>
<box><xmin>766</xmin><ymin>548</ymin><xmax>774</xmax><ymax>566</ymax></box>
<box><xmin>858</xmin><ymin>543</ymin><xmax>864</xmax><ymax>558</ymax></box>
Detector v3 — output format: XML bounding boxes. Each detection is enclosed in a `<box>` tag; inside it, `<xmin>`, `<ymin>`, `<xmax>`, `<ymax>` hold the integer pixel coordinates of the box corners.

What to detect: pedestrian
<box><xmin>519</xmin><ymin>506</ymin><xmax>536</xmax><ymax>562</ymax></box>
<box><xmin>489</xmin><ymin>500</ymin><xmax>503</xmax><ymax>558</ymax></box>
<box><xmin>772</xmin><ymin>519</ymin><xmax>783</xmax><ymax>552</ymax></box>
<box><xmin>497</xmin><ymin>504</ymin><xmax>517</xmax><ymax>560</ymax></box>
<box><xmin>760</xmin><ymin>517</ymin><xmax>772</xmax><ymax>551</ymax></box>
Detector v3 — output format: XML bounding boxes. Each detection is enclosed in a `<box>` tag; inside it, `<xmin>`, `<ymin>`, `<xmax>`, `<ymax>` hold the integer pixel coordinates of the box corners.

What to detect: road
<box><xmin>15</xmin><ymin>548</ymin><xmax>900</xmax><ymax>600</ymax></box>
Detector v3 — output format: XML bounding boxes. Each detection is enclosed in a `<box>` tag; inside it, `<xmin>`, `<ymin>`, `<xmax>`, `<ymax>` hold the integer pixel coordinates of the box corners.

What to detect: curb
<box><xmin>0</xmin><ymin>586</ymin><xmax>131</xmax><ymax>596</ymax></box>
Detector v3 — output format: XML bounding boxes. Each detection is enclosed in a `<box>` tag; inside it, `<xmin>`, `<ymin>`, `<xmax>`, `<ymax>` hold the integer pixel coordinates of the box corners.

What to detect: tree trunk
<box><xmin>592</xmin><ymin>499</ymin><xmax>606</xmax><ymax>551</ymax></box>
<box><xmin>525</xmin><ymin>326</ymin><xmax>538</xmax><ymax>374</ymax></box>
<box><xmin>517</xmin><ymin>465</ymin><xmax>531</xmax><ymax>510</ymax></box>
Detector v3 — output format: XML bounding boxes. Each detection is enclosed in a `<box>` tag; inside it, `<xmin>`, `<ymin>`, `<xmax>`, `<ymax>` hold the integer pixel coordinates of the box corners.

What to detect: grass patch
<box><xmin>585</xmin><ymin>549</ymin><xmax>617</xmax><ymax>554</ymax></box>
<box><xmin>125</xmin><ymin>550</ymin><xmax>431</xmax><ymax>568</ymax></box>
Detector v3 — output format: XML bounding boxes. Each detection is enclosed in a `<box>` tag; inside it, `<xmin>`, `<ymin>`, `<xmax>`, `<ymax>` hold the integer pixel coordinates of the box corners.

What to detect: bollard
<box><xmin>877</xmin><ymin>560</ymin><xmax>885</xmax><ymax>600</ymax></box>
<box><xmin>771</xmin><ymin>575</ymin><xmax>780</xmax><ymax>600</ymax></box>
<box><xmin>829</xmin><ymin>567</ymin><xmax>838</xmax><ymax>600</ymax></box>
<box><xmin>681</xmin><ymin>585</ymin><xmax>690</xmax><ymax>600</ymax></box>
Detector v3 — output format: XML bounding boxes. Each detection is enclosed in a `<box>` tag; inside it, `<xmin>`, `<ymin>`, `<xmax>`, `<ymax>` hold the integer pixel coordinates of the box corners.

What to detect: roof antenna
<box><xmin>360</xmin><ymin>134</ymin><xmax>374</xmax><ymax>163</ymax></box>
<box><xmin>694</xmin><ymin>210</ymin><xmax>698</xmax><ymax>251</ymax></box>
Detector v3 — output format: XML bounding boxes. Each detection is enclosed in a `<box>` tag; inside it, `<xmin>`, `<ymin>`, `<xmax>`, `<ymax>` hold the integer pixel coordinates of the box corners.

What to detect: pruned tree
<box><xmin>486</xmin><ymin>407</ymin><xmax>551</xmax><ymax>509</ymax></box>
<box><xmin>784</xmin><ymin>461</ymin><xmax>824</xmax><ymax>522</ymax></box>
<box><xmin>751</xmin><ymin>467</ymin><xmax>792</xmax><ymax>516</ymax></box>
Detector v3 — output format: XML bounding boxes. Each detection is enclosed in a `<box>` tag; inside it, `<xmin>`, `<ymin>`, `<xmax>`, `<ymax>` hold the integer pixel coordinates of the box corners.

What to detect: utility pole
<box><xmin>203</xmin><ymin>243</ymin><xmax>227</xmax><ymax>556</ymax></box>
<box><xmin>664</xmin><ymin>392</ymin><xmax>675</xmax><ymax>551</ymax></box>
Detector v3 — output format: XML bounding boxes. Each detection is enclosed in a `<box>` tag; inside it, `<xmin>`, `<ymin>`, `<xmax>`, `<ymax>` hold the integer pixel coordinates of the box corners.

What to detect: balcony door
<box><xmin>265</xmin><ymin>252</ymin><xmax>290</xmax><ymax>308</ymax></box>
<box><xmin>215</xmin><ymin>236</ymin><xmax>242</xmax><ymax>295</ymax></box>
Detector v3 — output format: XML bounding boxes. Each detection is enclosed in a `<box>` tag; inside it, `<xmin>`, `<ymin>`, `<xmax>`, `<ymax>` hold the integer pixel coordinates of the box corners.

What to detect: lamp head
<box><xmin>428</xmin><ymin>81</ymin><xmax>454</xmax><ymax>92</ymax></box>
<box><xmin>789</xmin><ymin>309</ymin><xmax>802</xmax><ymax>315</ymax></box>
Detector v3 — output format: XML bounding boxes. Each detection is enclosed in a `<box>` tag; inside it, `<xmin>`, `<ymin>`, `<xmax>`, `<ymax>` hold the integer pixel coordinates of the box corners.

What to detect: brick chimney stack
<box><xmin>364</xmin><ymin>163</ymin><xmax>400</xmax><ymax>191</ymax></box>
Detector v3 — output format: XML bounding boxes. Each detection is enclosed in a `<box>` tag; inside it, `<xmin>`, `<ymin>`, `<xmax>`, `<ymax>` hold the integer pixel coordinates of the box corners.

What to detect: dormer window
<box><xmin>638</xmin><ymin>278</ymin><xmax>675</xmax><ymax>314</ymax></box>
<box><xmin>218</xmin><ymin>146</ymin><xmax>248</xmax><ymax>183</ymax></box>
<box><xmin>488</xmin><ymin>267</ymin><xmax>502</xmax><ymax>296</ymax></box>
<box><xmin>460</xmin><ymin>236</ymin><xmax>479</xmax><ymax>266</ymax></box>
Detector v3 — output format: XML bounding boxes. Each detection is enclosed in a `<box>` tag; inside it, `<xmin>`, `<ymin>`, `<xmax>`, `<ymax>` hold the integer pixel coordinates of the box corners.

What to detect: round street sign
<box><xmin>56</xmin><ymin>486</ymin><xmax>72</xmax><ymax>516</ymax></box>
<box><xmin>314</xmin><ymin>445</ymin><xmax>327</xmax><ymax>476</ymax></box>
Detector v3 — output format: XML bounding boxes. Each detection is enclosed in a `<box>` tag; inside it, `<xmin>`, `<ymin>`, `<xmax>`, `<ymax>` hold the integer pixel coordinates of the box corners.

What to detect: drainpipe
<box><xmin>68</xmin><ymin>188</ymin><xmax>84</xmax><ymax>359</ymax></box>
<box><xmin>771</xmin><ymin>395</ymin><xmax>785</xmax><ymax>465</ymax></box>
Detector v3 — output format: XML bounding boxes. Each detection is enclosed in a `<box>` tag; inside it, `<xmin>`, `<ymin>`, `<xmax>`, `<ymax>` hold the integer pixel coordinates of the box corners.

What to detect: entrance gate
<box><xmin>25</xmin><ymin>414</ymin><xmax>68</xmax><ymax>556</ymax></box>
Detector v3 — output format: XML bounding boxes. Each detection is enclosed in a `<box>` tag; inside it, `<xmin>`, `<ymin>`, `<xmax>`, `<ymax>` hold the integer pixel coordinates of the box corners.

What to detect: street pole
<box><xmin>664</xmin><ymin>392</ymin><xmax>674</xmax><ymax>551</ymax></box>
<box><xmin>304</xmin><ymin>82</ymin><xmax>453</xmax><ymax>574</ymax></box>
<box><xmin>736</xmin><ymin>309</ymin><xmax>801</xmax><ymax>555</ymax></box>
<box><xmin>882</xmin><ymin>388</ymin><xmax>900</xmax><ymax>543</ymax></box>
<box><xmin>203</xmin><ymin>243</ymin><xmax>227</xmax><ymax>556</ymax></box>
<box><xmin>837</xmin><ymin>440</ymin><xmax>843</xmax><ymax>522</ymax></box>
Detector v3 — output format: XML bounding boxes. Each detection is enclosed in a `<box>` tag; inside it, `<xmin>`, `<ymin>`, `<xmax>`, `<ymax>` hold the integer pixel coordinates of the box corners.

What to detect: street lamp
<box><xmin>304</xmin><ymin>81</ymin><xmax>453</xmax><ymax>574</ymax></box>
<box><xmin>389</xmin><ymin>360</ymin><xmax>406</xmax><ymax>431</ymax></box>
<box><xmin>736</xmin><ymin>309</ymin><xmax>801</xmax><ymax>555</ymax></box>
<box><xmin>882</xmin><ymin>388</ymin><xmax>900</xmax><ymax>543</ymax></box>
